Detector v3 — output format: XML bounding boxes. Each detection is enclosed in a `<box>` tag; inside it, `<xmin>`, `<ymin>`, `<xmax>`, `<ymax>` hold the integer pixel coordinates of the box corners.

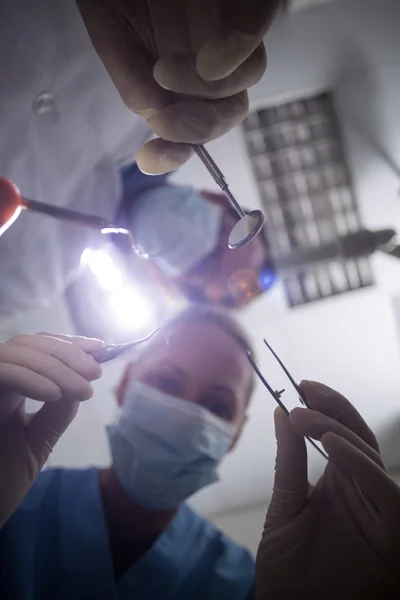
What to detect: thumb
<box><xmin>27</xmin><ymin>399</ymin><xmax>79</xmax><ymax>468</ymax></box>
<box><xmin>265</xmin><ymin>407</ymin><xmax>308</xmax><ymax>528</ymax></box>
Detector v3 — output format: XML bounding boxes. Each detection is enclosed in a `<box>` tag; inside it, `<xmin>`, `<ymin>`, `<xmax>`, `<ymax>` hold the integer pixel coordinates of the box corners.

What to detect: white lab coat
<box><xmin>0</xmin><ymin>0</ymin><xmax>150</xmax><ymax>320</ymax></box>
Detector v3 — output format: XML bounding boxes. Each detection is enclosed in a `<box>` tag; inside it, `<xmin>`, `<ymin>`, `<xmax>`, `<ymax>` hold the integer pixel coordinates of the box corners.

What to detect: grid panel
<box><xmin>243</xmin><ymin>92</ymin><xmax>373</xmax><ymax>307</ymax></box>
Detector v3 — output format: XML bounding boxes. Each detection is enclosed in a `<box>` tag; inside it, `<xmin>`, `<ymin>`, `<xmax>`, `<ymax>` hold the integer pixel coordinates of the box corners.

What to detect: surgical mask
<box><xmin>130</xmin><ymin>185</ymin><xmax>223</xmax><ymax>277</ymax></box>
<box><xmin>106</xmin><ymin>380</ymin><xmax>236</xmax><ymax>509</ymax></box>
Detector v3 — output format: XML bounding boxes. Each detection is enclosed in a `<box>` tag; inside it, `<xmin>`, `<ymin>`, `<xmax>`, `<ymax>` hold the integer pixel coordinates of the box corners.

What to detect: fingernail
<box><xmin>87</xmin><ymin>338</ymin><xmax>105</xmax><ymax>345</ymax></box>
<box><xmin>83</xmin><ymin>383</ymin><xmax>94</xmax><ymax>401</ymax></box>
<box><xmin>84</xmin><ymin>339</ymin><xmax>105</xmax><ymax>352</ymax></box>
<box><xmin>155</xmin><ymin>144</ymin><xmax>193</xmax><ymax>173</ymax></box>
<box><xmin>84</xmin><ymin>353</ymin><xmax>102</xmax><ymax>377</ymax></box>
<box><xmin>157</xmin><ymin>155</ymin><xmax>188</xmax><ymax>173</ymax></box>
<box><xmin>92</xmin><ymin>364</ymin><xmax>103</xmax><ymax>380</ymax></box>
<box><xmin>136</xmin><ymin>107</ymin><xmax>159</xmax><ymax>120</ymax></box>
<box><xmin>136</xmin><ymin>143</ymin><xmax>193</xmax><ymax>175</ymax></box>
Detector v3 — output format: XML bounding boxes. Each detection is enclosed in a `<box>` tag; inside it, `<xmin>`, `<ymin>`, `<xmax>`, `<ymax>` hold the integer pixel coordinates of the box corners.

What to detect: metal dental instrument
<box><xmin>246</xmin><ymin>340</ymin><xmax>328</xmax><ymax>461</ymax></box>
<box><xmin>20</xmin><ymin>197</ymin><xmax>126</xmax><ymax>234</ymax></box>
<box><xmin>0</xmin><ymin>176</ymin><xmax>133</xmax><ymax>240</ymax></box>
<box><xmin>90</xmin><ymin>328</ymin><xmax>160</xmax><ymax>364</ymax></box>
<box><xmin>192</xmin><ymin>145</ymin><xmax>265</xmax><ymax>249</ymax></box>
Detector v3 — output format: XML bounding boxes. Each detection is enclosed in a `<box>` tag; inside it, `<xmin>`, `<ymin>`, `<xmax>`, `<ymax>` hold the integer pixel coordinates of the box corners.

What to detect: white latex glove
<box><xmin>0</xmin><ymin>333</ymin><xmax>104</xmax><ymax>527</ymax></box>
<box><xmin>76</xmin><ymin>0</ymin><xmax>283</xmax><ymax>174</ymax></box>
<box><xmin>256</xmin><ymin>381</ymin><xmax>400</xmax><ymax>600</ymax></box>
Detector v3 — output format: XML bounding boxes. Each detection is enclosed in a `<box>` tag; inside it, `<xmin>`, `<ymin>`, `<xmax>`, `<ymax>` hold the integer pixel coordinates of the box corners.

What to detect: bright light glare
<box><xmin>81</xmin><ymin>248</ymin><xmax>122</xmax><ymax>290</ymax></box>
<box><xmin>109</xmin><ymin>286</ymin><xmax>155</xmax><ymax>331</ymax></box>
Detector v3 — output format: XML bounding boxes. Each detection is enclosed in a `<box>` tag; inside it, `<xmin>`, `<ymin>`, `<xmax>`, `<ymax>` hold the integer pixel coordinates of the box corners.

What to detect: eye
<box><xmin>147</xmin><ymin>374</ymin><xmax>182</xmax><ymax>397</ymax></box>
<box><xmin>201</xmin><ymin>397</ymin><xmax>234</xmax><ymax>422</ymax></box>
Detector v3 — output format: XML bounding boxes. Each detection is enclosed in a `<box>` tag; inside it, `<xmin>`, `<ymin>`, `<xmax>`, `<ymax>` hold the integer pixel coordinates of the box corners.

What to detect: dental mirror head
<box><xmin>228</xmin><ymin>210</ymin><xmax>265</xmax><ymax>249</ymax></box>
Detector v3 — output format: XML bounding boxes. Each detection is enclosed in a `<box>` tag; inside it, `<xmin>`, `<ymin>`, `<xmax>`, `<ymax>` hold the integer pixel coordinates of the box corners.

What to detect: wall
<box><xmin>210</xmin><ymin>504</ymin><xmax>267</xmax><ymax>557</ymax></box>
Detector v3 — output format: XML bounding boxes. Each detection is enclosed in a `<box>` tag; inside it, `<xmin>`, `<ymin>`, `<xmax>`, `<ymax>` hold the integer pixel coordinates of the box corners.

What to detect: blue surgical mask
<box><xmin>106</xmin><ymin>380</ymin><xmax>236</xmax><ymax>509</ymax></box>
<box><xmin>130</xmin><ymin>185</ymin><xmax>223</xmax><ymax>277</ymax></box>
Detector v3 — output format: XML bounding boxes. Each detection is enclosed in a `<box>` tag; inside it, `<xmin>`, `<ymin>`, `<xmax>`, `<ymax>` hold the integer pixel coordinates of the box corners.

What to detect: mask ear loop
<box><xmin>246</xmin><ymin>347</ymin><xmax>328</xmax><ymax>461</ymax></box>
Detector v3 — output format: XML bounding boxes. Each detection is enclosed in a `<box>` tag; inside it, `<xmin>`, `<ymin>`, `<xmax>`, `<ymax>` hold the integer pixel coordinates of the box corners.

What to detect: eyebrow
<box><xmin>162</xmin><ymin>362</ymin><xmax>190</xmax><ymax>379</ymax></box>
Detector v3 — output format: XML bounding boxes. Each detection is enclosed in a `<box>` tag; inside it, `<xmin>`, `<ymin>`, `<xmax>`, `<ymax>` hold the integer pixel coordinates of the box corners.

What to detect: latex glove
<box><xmin>0</xmin><ymin>333</ymin><xmax>104</xmax><ymax>528</ymax></box>
<box><xmin>256</xmin><ymin>381</ymin><xmax>400</xmax><ymax>600</ymax></box>
<box><xmin>76</xmin><ymin>0</ymin><xmax>282</xmax><ymax>174</ymax></box>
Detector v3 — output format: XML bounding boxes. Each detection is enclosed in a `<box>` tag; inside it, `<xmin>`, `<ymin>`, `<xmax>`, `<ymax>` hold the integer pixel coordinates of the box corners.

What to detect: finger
<box><xmin>300</xmin><ymin>381</ymin><xmax>379</xmax><ymax>452</ymax></box>
<box><xmin>265</xmin><ymin>407</ymin><xmax>308</xmax><ymax>527</ymax></box>
<box><xmin>147</xmin><ymin>92</ymin><xmax>249</xmax><ymax>144</ymax></box>
<box><xmin>322</xmin><ymin>432</ymin><xmax>400</xmax><ymax>524</ymax></box>
<box><xmin>154</xmin><ymin>44</ymin><xmax>266</xmax><ymax>99</ymax></box>
<box><xmin>290</xmin><ymin>407</ymin><xmax>384</xmax><ymax>469</ymax></box>
<box><xmin>76</xmin><ymin>1</ymin><xmax>168</xmax><ymax>115</ymax></box>
<box><xmin>36</xmin><ymin>333</ymin><xmax>105</xmax><ymax>353</ymax></box>
<box><xmin>27</xmin><ymin>399</ymin><xmax>80</xmax><ymax>469</ymax></box>
<box><xmin>136</xmin><ymin>139</ymin><xmax>194</xmax><ymax>175</ymax></box>
<box><xmin>0</xmin><ymin>343</ymin><xmax>96</xmax><ymax>403</ymax></box>
<box><xmin>0</xmin><ymin>363</ymin><xmax>61</xmax><ymax>404</ymax></box>
<box><xmin>197</xmin><ymin>0</ymin><xmax>281</xmax><ymax>81</ymax></box>
<box><xmin>8</xmin><ymin>335</ymin><xmax>102</xmax><ymax>382</ymax></box>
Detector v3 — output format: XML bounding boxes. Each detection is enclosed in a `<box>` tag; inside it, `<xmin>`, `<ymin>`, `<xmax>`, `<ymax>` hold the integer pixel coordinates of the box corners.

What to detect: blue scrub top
<box><xmin>0</xmin><ymin>468</ymin><xmax>255</xmax><ymax>600</ymax></box>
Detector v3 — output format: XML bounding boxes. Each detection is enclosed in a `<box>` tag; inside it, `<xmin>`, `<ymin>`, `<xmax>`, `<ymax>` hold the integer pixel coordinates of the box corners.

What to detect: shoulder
<box><xmin>14</xmin><ymin>467</ymin><xmax>97</xmax><ymax>513</ymax></box>
<box><xmin>0</xmin><ymin>468</ymin><xmax>99</xmax><ymax>553</ymax></box>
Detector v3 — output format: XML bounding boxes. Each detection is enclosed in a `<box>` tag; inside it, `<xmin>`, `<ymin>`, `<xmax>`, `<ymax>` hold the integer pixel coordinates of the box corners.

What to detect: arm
<box><xmin>0</xmin><ymin>333</ymin><xmax>103</xmax><ymax>527</ymax></box>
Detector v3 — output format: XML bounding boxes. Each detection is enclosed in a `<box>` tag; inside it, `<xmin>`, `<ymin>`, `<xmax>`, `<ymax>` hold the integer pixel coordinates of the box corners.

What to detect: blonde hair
<box><xmin>165</xmin><ymin>304</ymin><xmax>253</xmax><ymax>354</ymax></box>
<box><xmin>163</xmin><ymin>304</ymin><xmax>256</xmax><ymax>402</ymax></box>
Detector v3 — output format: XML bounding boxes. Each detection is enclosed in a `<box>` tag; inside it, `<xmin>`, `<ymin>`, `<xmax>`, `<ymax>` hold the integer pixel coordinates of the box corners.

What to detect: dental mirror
<box><xmin>192</xmin><ymin>146</ymin><xmax>266</xmax><ymax>249</ymax></box>
<box><xmin>228</xmin><ymin>210</ymin><xmax>265</xmax><ymax>249</ymax></box>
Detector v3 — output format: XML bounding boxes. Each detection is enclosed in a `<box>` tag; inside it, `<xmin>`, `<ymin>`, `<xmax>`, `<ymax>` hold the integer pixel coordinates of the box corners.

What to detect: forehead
<box><xmin>138</xmin><ymin>320</ymin><xmax>252</xmax><ymax>392</ymax></box>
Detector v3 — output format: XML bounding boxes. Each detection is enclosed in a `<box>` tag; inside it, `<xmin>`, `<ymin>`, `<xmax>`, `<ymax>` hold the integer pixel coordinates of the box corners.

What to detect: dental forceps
<box><xmin>247</xmin><ymin>339</ymin><xmax>328</xmax><ymax>460</ymax></box>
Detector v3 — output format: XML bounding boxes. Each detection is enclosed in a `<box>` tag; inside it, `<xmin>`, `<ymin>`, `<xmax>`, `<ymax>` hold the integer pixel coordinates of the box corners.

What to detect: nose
<box><xmin>180</xmin><ymin>383</ymin><xmax>199</xmax><ymax>406</ymax></box>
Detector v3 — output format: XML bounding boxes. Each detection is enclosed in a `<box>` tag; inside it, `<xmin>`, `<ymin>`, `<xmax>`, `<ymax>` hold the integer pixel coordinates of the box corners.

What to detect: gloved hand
<box><xmin>76</xmin><ymin>0</ymin><xmax>282</xmax><ymax>174</ymax></box>
<box><xmin>256</xmin><ymin>381</ymin><xmax>400</xmax><ymax>600</ymax></box>
<box><xmin>0</xmin><ymin>333</ymin><xmax>104</xmax><ymax>528</ymax></box>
